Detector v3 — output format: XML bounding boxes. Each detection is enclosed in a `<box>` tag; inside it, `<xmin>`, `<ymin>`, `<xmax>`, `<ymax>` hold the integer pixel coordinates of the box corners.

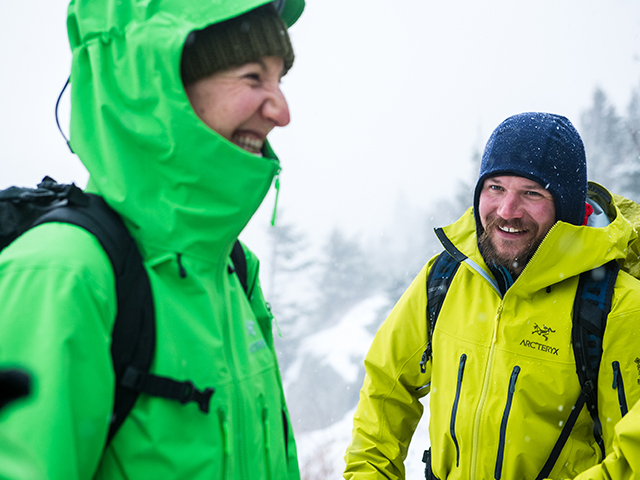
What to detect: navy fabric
<box><xmin>473</xmin><ymin>112</ymin><xmax>587</xmax><ymax>228</ymax></box>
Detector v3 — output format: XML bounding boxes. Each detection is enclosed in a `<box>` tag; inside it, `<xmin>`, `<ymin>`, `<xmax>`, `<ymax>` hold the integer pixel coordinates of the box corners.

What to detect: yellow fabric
<box><xmin>345</xmin><ymin>187</ymin><xmax>640</xmax><ymax>480</ymax></box>
<box><xmin>570</xmin><ymin>398</ymin><xmax>640</xmax><ymax>480</ymax></box>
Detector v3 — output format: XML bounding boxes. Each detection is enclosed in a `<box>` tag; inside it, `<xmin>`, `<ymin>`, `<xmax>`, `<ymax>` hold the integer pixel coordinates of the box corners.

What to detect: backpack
<box><xmin>0</xmin><ymin>177</ymin><xmax>249</xmax><ymax>444</ymax></box>
<box><xmin>421</xmin><ymin>227</ymin><xmax>620</xmax><ymax>480</ymax></box>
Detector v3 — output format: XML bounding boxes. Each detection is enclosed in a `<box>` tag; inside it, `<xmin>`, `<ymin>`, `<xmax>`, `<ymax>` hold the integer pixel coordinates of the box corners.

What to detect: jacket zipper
<box><xmin>495</xmin><ymin>366</ymin><xmax>521</xmax><ymax>480</ymax></box>
<box><xmin>612</xmin><ymin>361</ymin><xmax>629</xmax><ymax>417</ymax></box>
<box><xmin>450</xmin><ymin>354</ymin><xmax>467</xmax><ymax>467</ymax></box>
<box><xmin>470</xmin><ymin>304</ymin><xmax>502</xmax><ymax>480</ymax></box>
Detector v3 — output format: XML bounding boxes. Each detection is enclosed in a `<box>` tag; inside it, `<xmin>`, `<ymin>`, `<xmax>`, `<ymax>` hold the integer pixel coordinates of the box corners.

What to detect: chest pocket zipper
<box><xmin>612</xmin><ymin>361</ymin><xmax>629</xmax><ymax>417</ymax></box>
<box><xmin>450</xmin><ymin>354</ymin><xmax>467</xmax><ymax>467</ymax></box>
<box><xmin>495</xmin><ymin>366</ymin><xmax>521</xmax><ymax>480</ymax></box>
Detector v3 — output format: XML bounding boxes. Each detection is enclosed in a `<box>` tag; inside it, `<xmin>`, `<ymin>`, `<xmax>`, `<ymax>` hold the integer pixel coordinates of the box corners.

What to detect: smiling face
<box><xmin>477</xmin><ymin>175</ymin><xmax>556</xmax><ymax>276</ymax></box>
<box><xmin>184</xmin><ymin>56</ymin><xmax>290</xmax><ymax>155</ymax></box>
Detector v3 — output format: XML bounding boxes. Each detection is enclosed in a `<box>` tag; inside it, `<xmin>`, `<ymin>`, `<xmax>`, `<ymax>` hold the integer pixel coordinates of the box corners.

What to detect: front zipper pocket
<box><xmin>259</xmin><ymin>396</ymin><xmax>273</xmax><ymax>480</ymax></box>
<box><xmin>450</xmin><ymin>354</ymin><xmax>467</xmax><ymax>467</ymax></box>
<box><xmin>495</xmin><ymin>366</ymin><xmax>520</xmax><ymax>480</ymax></box>
<box><xmin>612</xmin><ymin>361</ymin><xmax>629</xmax><ymax>417</ymax></box>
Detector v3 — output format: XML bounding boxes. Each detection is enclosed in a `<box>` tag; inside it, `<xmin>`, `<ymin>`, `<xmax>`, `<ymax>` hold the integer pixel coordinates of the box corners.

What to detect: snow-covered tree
<box><xmin>580</xmin><ymin>88</ymin><xmax>627</xmax><ymax>190</ymax></box>
<box><xmin>265</xmin><ymin>217</ymin><xmax>315</xmax><ymax>370</ymax></box>
<box><xmin>618</xmin><ymin>83</ymin><xmax>640</xmax><ymax>201</ymax></box>
<box><xmin>314</xmin><ymin>229</ymin><xmax>380</xmax><ymax>326</ymax></box>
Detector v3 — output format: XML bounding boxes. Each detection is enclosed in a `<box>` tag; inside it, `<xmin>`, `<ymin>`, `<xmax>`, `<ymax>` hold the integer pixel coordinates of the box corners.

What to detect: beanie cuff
<box><xmin>181</xmin><ymin>4</ymin><xmax>294</xmax><ymax>86</ymax></box>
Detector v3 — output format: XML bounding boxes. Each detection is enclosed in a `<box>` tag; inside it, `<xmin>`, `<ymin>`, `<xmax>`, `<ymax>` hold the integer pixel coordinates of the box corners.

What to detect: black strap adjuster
<box><xmin>121</xmin><ymin>366</ymin><xmax>214</xmax><ymax>413</ymax></box>
<box><xmin>178</xmin><ymin>381</ymin><xmax>215</xmax><ymax>412</ymax></box>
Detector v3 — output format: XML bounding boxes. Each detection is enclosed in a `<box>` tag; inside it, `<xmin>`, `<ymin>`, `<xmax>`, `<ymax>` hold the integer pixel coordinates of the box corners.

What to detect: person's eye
<box><xmin>488</xmin><ymin>184</ymin><xmax>502</xmax><ymax>191</ymax></box>
<box><xmin>525</xmin><ymin>190</ymin><xmax>542</xmax><ymax>196</ymax></box>
<box><xmin>244</xmin><ymin>72</ymin><xmax>262</xmax><ymax>83</ymax></box>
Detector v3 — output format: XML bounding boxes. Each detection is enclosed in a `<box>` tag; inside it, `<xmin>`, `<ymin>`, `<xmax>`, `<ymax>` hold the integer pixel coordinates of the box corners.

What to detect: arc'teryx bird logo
<box><xmin>519</xmin><ymin>324</ymin><xmax>560</xmax><ymax>356</ymax></box>
<box><xmin>532</xmin><ymin>324</ymin><xmax>556</xmax><ymax>341</ymax></box>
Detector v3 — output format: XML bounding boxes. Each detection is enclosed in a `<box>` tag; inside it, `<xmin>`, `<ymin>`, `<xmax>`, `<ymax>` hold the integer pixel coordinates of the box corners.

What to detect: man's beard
<box><xmin>477</xmin><ymin>217</ymin><xmax>543</xmax><ymax>278</ymax></box>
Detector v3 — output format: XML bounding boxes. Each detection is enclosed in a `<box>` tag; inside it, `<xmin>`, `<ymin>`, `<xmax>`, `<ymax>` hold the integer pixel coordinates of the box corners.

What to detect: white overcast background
<box><xmin>2</xmin><ymin>0</ymin><xmax>640</xmax><ymax>254</ymax></box>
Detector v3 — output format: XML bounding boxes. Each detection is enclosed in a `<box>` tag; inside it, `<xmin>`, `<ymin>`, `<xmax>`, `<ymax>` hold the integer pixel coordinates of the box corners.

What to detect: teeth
<box><xmin>233</xmin><ymin>135</ymin><xmax>263</xmax><ymax>154</ymax></box>
<box><xmin>500</xmin><ymin>226</ymin><xmax>523</xmax><ymax>233</ymax></box>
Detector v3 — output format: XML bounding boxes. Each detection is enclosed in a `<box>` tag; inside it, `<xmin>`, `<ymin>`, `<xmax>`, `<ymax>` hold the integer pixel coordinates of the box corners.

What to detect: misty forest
<box><xmin>261</xmin><ymin>81</ymin><xmax>640</xmax><ymax>479</ymax></box>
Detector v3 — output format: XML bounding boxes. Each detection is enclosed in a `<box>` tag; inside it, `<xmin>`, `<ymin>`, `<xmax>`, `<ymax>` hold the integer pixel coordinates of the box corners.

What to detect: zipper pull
<box><xmin>270</xmin><ymin>173</ymin><xmax>281</xmax><ymax>227</ymax></box>
<box><xmin>509</xmin><ymin>366</ymin><xmax>521</xmax><ymax>393</ymax></box>
<box><xmin>419</xmin><ymin>349</ymin><xmax>428</xmax><ymax>373</ymax></box>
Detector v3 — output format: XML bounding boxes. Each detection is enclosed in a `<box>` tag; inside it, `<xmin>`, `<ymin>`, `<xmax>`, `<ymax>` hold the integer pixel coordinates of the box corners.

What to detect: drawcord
<box><xmin>265</xmin><ymin>302</ymin><xmax>283</xmax><ymax>338</ymax></box>
<box><xmin>268</xmin><ymin>170</ymin><xmax>283</xmax><ymax>335</ymax></box>
<box><xmin>270</xmin><ymin>174</ymin><xmax>280</xmax><ymax>226</ymax></box>
<box><xmin>55</xmin><ymin>76</ymin><xmax>73</xmax><ymax>153</ymax></box>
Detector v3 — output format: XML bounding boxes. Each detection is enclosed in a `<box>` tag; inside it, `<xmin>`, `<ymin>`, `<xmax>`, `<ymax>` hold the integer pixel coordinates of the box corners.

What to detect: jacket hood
<box><xmin>443</xmin><ymin>182</ymin><xmax>639</xmax><ymax>293</ymax></box>
<box><xmin>66</xmin><ymin>0</ymin><xmax>304</xmax><ymax>263</ymax></box>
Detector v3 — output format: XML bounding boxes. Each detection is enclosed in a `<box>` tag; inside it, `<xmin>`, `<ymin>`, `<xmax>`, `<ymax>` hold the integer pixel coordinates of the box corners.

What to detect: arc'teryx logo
<box><xmin>519</xmin><ymin>324</ymin><xmax>559</xmax><ymax>356</ymax></box>
<box><xmin>532</xmin><ymin>324</ymin><xmax>556</xmax><ymax>341</ymax></box>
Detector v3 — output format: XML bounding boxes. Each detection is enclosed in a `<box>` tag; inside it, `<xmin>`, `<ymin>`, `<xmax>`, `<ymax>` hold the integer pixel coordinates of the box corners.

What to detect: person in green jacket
<box><xmin>344</xmin><ymin>112</ymin><xmax>640</xmax><ymax>480</ymax></box>
<box><xmin>0</xmin><ymin>0</ymin><xmax>304</xmax><ymax>478</ymax></box>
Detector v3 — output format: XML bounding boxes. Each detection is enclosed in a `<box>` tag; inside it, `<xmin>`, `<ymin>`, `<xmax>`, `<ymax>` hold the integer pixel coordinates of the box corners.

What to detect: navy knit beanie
<box><xmin>473</xmin><ymin>112</ymin><xmax>587</xmax><ymax>229</ymax></box>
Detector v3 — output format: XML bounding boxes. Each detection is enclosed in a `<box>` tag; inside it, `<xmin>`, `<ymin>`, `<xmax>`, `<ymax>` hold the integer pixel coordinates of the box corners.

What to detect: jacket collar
<box><xmin>440</xmin><ymin>184</ymin><xmax>635</xmax><ymax>293</ymax></box>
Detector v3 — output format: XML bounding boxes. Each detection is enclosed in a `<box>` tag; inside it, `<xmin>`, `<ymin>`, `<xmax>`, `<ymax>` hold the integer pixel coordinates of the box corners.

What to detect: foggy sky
<box><xmin>2</xmin><ymin>0</ymin><xmax>640</xmax><ymax>260</ymax></box>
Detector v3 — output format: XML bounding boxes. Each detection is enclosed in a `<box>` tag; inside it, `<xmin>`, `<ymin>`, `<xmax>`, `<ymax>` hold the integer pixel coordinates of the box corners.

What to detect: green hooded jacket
<box><xmin>0</xmin><ymin>0</ymin><xmax>304</xmax><ymax>478</ymax></box>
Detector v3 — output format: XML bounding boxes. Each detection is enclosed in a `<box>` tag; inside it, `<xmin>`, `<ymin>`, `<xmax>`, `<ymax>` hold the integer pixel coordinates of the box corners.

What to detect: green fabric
<box><xmin>345</xmin><ymin>186</ymin><xmax>640</xmax><ymax>480</ymax></box>
<box><xmin>0</xmin><ymin>0</ymin><xmax>304</xmax><ymax>478</ymax></box>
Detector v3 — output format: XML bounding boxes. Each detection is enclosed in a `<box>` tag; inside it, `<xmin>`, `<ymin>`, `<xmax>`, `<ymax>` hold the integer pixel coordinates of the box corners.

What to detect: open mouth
<box><xmin>498</xmin><ymin>225</ymin><xmax>527</xmax><ymax>234</ymax></box>
<box><xmin>232</xmin><ymin>134</ymin><xmax>264</xmax><ymax>155</ymax></box>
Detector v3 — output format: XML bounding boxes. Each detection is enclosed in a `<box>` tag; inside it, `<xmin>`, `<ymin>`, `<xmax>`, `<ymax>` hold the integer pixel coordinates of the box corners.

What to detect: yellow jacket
<box><xmin>572</xmin><ymin>397</ymin><xmax>640</xmax><ymax>480</ymax></box>
<box><xmin>345</xmin><ymin>188</ymin><xmax>640</xmax><ymax>480</ymax></box>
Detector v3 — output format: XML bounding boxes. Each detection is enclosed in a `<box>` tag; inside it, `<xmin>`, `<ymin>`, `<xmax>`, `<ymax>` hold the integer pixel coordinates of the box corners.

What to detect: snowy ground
<box><xmin>288</xmin><ymin>294</ymin><xmax>432</xmax><ymax>479</ymax></box>
<box><xmin>296</xmin><ymin>401</ymin><xmax>431</xmax><ymax>479</ymax></box>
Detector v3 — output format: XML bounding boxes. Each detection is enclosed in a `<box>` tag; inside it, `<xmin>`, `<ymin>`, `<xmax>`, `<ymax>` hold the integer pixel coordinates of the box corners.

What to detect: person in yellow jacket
<box><xmin>344</xmin><ymin>112</ymin><xmax>640</xmax><ymax>480</ymax></box>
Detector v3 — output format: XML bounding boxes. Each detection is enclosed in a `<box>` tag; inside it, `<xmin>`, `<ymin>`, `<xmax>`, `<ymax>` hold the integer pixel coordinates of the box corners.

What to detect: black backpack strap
<box><xmin>422</xmin><ymin>448</ymin><xmax>439</xmax><ymax>479</ymax></box>
<box><xmin>420</xmin><ymin>247</ymin><xmax>461</xmax><ymax>374</ymax></box>
<box><xmin>230</xmin><ymin>240</ymin><xmax>248</xmax><ymax>294</ymax></box>
<box><xmin>0</xmin><ymin>368</ymin><xmax>31</xmax><ymax>410</ymax></box>
<box><xmin>534</xmin><ymin>383</ymin><xmax>591</xmax><ymax>480</ymax></box>
<box><xmin>33</xmin><ymin>193</ymin><xmax>214</xmax><ymax>444</ymax></box>
<box><xmin>572</xmin><ymin>260</ymin><xmax>619</xmax><ymax>454</ymax></box>
<box><xmin>535</xmin><ymin>260</ymin><xmax>619</xmax><ymax>479</ymax></box>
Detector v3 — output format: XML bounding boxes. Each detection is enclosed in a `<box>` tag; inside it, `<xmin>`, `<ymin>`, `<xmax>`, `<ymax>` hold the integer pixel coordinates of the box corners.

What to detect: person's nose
<box><xmin>263</xmin><ymin>85</ymin><xmax>290</xmax><ymax>127</ymax></box>
<box><xmin>496</xmin><ymin>192</ymin><xmax>524</xmax><ymax>220</ymax></box>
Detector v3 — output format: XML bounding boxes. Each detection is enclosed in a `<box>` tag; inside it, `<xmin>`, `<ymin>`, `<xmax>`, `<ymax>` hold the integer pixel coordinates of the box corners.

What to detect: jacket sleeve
<box><xmin>344</xmin><ymin>260</ymin><xmax>434</xmax><ymax>480</ymax></box>
<box><xmin>568</xmin><ymin>398</ymin><xmax>640</xmax><ymax>480</ymax></box>
<box><xmin>0</xmin><ymin>224</ymin><xmax>117</xmax><ymax>480</ymax></box>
